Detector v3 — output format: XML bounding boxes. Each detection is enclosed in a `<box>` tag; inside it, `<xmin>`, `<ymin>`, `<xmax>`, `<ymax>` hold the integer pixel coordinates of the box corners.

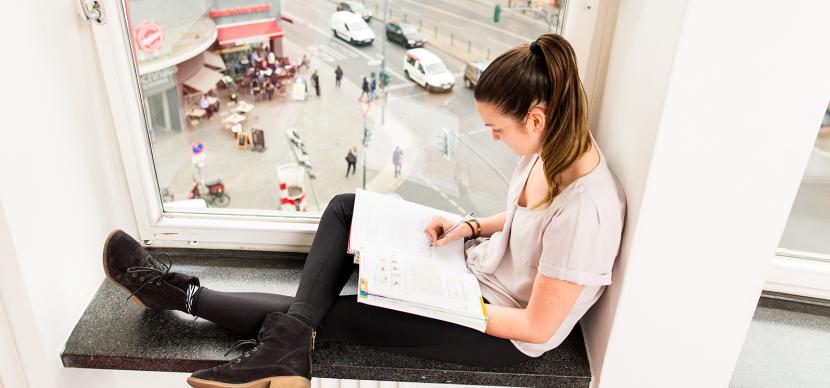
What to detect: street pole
<box><xmin>380</xmin><ymin>0</ymin><xmax>389</xmax><ymax>126</ymax></box>
<box><xmin>362</xmin><ymin>144</ymin><xmax>366</xmax><ymax>189</ymax></box>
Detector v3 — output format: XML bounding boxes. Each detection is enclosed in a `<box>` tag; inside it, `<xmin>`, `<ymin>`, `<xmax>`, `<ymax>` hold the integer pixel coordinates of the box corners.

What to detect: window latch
<box><xmin>79</xmin><ymin>0</ymin><xmax>104</xmax><ymax>25</ymax></box>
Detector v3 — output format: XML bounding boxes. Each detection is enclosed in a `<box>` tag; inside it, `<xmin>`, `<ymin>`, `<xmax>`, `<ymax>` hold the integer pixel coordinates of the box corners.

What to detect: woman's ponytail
<box><xmin>474</xmin><ymin>33</ymin><xmax>591</xmax><ymax>208</ymax></box>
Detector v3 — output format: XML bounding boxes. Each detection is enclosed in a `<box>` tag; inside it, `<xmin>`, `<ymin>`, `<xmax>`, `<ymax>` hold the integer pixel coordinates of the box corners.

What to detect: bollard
<box><xmin>451</xmin><ymin>33</ymin><xmax>454</xmax><ymax>46</ymax></box>
<box><xmin>468</xmin><ymin>40</ymin><xmax>471</xmax><ymax>52</ymax></box>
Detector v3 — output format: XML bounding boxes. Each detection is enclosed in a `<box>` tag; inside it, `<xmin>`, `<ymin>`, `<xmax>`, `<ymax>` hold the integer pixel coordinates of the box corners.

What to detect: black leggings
<box><xmin>192</xmin><ymin>194</ymin><xmax>532</xmax><ymax>367</ymax></box>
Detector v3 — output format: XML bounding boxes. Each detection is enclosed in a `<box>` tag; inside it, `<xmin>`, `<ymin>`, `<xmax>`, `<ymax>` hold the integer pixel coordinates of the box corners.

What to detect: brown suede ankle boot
<box><xmin>187</xmin><ymin>312</ymin><xmax>315</xmax><ymax>388</ymax></box>
<box><xmin>103</xmin><ymin>229</ymin><xmax>199</xmax><ymax>312</ymax></box>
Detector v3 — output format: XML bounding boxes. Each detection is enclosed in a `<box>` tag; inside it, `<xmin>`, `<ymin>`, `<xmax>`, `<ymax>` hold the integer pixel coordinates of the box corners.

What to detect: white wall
<box><xmin>585</xmin><ymin>0</ymin><xmax>830</xmax><ymax>387</ymax></box>
<box><xmin>0</xmin><ymin>0</ymin><xmax>140</xmax><ymax>387</ymax></box>
<box><xmin>3</xmin><ymin>1</ymin><xmax>830</xmax><ymax>388</ymax></box>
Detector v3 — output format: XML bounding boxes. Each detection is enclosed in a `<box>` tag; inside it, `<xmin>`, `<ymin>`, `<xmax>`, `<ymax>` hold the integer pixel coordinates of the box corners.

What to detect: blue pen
<box><xmin>434</xmin><ymin>211</ymin><xmax>475</xmax><ymax>243</ymax></box>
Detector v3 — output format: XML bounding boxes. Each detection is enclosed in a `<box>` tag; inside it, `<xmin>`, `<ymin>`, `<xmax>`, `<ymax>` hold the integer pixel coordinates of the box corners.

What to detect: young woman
<box><xmin>102</xmin><ymin>33</ymin><xmax>625</xmax><ymax>388</ymax></box>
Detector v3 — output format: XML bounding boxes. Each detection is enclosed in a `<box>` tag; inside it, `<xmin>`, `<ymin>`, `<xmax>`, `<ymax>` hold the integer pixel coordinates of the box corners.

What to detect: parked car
<box><xmin>403</xmin><ymin>48</ymin><xmax>454</xmax><ymax>92</ymax></box>
<box><xmin>463</xmin><ymin>60</ymin><xmax>490</xmax><ymax>88</ymax></box>
<box><xmin>385</xmin><ymin>22</ymin><xmax>426</xmax><ymax>48</ymax></box>
<box><xmin>336</xmin><ymin>1</ymin><xmax>372</xmax><ymax>22</ymax></box>
<box><xmin>331</xmin><ymin>11</ymin><xmax>375</xmax><ymax>46</ymax></box>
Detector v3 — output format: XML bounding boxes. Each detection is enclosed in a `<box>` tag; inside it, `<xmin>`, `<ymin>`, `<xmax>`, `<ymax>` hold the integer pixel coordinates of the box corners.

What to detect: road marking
<box><xmin>417</xmin><ymin>172</ymin><xmax>466</xmax><ymax>214</ymax></box>
<box><xmin>302</xmin><ymin>20</ymin><xmax>409</xmax><ymax>82</ymax></box>
<box><xmin>384</xmin><ymin>83</ymin><xmax>416</xmax><ymax>92</ymax></box>
<box><xmin>318</xmin><ymin>44</ymin><xmax>349</xmax><ymax>61</ymax></box>
<box><xmin>396</xmin><ymin>0</ymin><xmax>536</xmax><ymax>42</ymax></box>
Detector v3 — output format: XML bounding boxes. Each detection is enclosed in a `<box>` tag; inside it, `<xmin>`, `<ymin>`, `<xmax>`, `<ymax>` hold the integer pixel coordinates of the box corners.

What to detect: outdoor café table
<box><xmin>223</xmin><ymin>113</ymin><xmax>246</xmax><ymax>125</ymax></box>
<box><xmin>186</xmin><ymin>107</ymin><xmax>207</xmax><ymax>118</ymax></box>
<box><xmin>233</xmin><ymin>101</ymin><xmax>255</xmax><ymax>114</ymax></box>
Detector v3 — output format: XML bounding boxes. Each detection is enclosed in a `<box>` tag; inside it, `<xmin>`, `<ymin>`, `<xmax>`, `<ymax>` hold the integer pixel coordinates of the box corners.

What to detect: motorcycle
<box><xmin>187</xmin><ymin>177</ymin><xmax>231</xmax><ymax>207</ymax></box>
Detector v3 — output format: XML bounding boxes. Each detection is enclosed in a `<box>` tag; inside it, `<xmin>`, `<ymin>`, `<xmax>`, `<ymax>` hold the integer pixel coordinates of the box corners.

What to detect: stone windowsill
<box><xmin>61</xmin><ymin>249</ymin><xmax>592</xmax><ymax>387</ymax></box>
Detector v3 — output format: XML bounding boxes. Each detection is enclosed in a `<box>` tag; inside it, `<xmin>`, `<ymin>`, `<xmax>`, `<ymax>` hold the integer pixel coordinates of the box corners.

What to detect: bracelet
<box><xmin>463</xmin><ymin>220</ymin><xmax>476</xmax><ymax>240</ymax></box>
<box><xmin>464</xmin><ymin>218</ymin><xmax>481</xmax><ymax>240</ymax></box>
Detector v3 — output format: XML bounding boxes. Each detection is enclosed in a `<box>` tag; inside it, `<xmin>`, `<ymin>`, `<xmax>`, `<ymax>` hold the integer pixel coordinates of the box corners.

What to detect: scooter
<box><xmin>187</xmin><ymin>177</ymin><xmax>231</xmax><ymax>207</ymax></box>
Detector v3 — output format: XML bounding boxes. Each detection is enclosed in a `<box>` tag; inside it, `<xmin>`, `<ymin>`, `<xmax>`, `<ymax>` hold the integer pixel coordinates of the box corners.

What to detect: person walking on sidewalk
<box><xmin>360</xmin><ymin>76</ymin><xmax>370</xmax><ymax>100</ymax></box>
<box><xmin>370</xmin><ymin>73</ymin><xmax>377</xmax><ymax>100</ymax></box>
<box><xmin>311</xmin><ymin>70</ymin><xmax>320</xmax><ymax>97</ymax></box>
<box><xmin>345</xmin><ymin>145</ymin><xmax>358</xmax><ymax>177</ymax></box>
<box><xmin>392</xmin><ymin>146</ymin><xmax>404</xmax><ymax>178</ymax></box>
<box><xmin>100</xmin><ymin>33</ymin><xmax>625</xmax><ymax>388</ymax></box>
<box><xmin>335</xmin><ymin>65</ymin><xmax>343</xmax><ymax>87</ymax></box>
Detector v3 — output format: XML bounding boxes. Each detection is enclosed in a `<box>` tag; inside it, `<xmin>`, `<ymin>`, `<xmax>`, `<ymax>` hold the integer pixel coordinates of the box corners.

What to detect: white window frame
<box><xmin>84</xmin><ymin>0</ymin><xmax>830</xmax><ymax>300</ymax></box>
<box><xmin>767</xmin><ymin>249</ymin><xmax>830</xmax><ymax>300</ymax></box>
<box><xmin>86</xmin><ymin>0</ymin><xmax>605</xmax><ymax>251</ymax></box>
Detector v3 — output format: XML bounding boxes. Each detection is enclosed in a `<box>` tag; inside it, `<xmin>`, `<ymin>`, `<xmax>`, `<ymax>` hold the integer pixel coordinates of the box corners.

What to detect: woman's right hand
<box><xmin>424</xmin><ymin>215</ymin><xmax>470</xmax><ymax>247</ymax></box>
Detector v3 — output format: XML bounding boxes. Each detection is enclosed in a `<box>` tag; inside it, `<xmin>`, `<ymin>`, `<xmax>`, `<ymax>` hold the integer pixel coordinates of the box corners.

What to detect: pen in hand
<box><xmin>431</xmin><ymin>211</ymin><xmax>475</xmax><ymax>246</ymax></box>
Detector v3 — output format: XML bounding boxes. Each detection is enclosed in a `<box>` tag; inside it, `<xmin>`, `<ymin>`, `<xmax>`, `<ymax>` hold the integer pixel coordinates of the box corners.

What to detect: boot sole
<box><xmin>186</xmin><ymin>376</ymin><xmax>310</xmax><ymax>388</ymax></box>
<box><xmin>102</xmin><ymin>229</ymin><xmax>149</xmax><ymax>309</ymax></box>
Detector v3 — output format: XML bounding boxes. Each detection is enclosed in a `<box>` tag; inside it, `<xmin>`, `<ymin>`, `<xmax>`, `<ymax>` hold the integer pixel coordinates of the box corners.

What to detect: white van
<box><xmin>402</xmin><ymin>48</ymin><xmax>455</xmax><ymax>92</ymax></box>
<box><xmin>331</xmin><ymin>11</ymin><xmax>375</xmax><ymax>46</ymax></box>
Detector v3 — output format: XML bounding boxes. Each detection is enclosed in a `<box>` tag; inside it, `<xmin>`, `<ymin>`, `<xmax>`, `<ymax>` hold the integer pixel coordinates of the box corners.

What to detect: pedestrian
<box><xmin>360</xmin><ymin>76</ymin><xmax>370</xmax><ymax>100</ymax></box>
<box><xmin>198</xmin><ymin>94</ymin><xmax>213</xmax><ymax>119</ymax></box>
<box><xmin>345</xmin><ymin>145</ymin><xmax>358</xmax><ymax>177</ymax></box>
<box><xmin>335</xmin><ymin>65</ymin><xmax>343</xmax><ymax>87</ymax></box>
<box><xmin>370</xmin><ymin>73</ymin><xmax>377</xmax><ymax>99</ymax></box>
<box><xmin>311</xmin><ymin>70</ymin><xmax>320</xmax><ymax>97</ymax></box>
<box><xmin>208</xmin><ymin>87</ymin><xmax>220</xmax><ymax>111</ymax></box>
<box><xmin>392</xmin><ymin>146</ymin><xmax>404</xmax><ymax>177</ymax></box>
<box><xmin>267</xmin><ymin>50</ymin><xmax>276</xmax><ymax>68</ymax></box>
<box><xmin>100</xmin><ymin>33</ymin><xmax>626</xmax><ymax>387</ymax></box>
<box><xmin>250</xmin><ymin>49</ymin><xmax>261</xmax><ymax>67</ymax></box>
<box><xmin>264</xmin><ymin>79</ymin><xmax>275</xmax><ymax>100</ymax></box>
<box><xmin>300</xmin><ymin>54</ymin><xmax>310</xmax><ymax>72</ymax></box>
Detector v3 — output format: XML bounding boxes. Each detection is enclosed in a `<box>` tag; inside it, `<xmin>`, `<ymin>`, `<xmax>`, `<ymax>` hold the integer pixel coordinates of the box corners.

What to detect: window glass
<box><xmin>779</xmin><ymin>102</ymin><xmax>830</xmax><ymax>260</ymax></box>
<box><xmin>346</xmin><ymin>22</ymin><xmax>368</xmax><ymax>31</ymax></box>
<box><xmin>425</xmin><ymin>63</ymin><xmax>449</xmax><ymax>74</ymax></box>
<box><xmin>124</xmin><ymin>0</ymin><xmax>563</xmax><ymax>216</ymax></box>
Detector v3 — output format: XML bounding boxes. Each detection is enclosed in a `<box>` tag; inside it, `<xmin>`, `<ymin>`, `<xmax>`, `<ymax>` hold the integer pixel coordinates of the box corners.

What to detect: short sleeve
<box><xmin>537</xmin><ymin>194</ymin><xmax>615</xmax><ymax>286</ymax></box>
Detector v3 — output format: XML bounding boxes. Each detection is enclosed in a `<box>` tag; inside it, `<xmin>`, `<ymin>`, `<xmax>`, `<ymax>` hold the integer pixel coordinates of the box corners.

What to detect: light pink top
<box><xmin>465</xmin><ymin>144</ymin><xmax>626</xmax><ymax>357</ymax></box>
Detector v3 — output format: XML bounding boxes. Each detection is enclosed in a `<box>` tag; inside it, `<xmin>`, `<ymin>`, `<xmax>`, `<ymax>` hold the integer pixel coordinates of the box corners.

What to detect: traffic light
<box><xmin>362</xmin><ymin>126</ymin><xmax>372</xmax><ymax>146</ymax></box>
<box><xmin>493</xmin><ymin>4</ymin><xmax>501</xmax><ymax>22</ymax></box>
<box><xmin>440</xmin><ymin>130</ymin><xmax>449</xmax><ymax>157</ymax></box>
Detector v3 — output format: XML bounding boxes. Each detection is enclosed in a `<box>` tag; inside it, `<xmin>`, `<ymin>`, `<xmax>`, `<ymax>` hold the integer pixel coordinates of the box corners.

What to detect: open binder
<box><xmin>348</xmin><ymin>189</ymin><xmax>488</xmax><ymax>331</ymax></box>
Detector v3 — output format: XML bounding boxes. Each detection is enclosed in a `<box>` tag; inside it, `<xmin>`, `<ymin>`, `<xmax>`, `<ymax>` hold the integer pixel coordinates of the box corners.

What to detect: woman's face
<box><xmin>475</xmin><ymin>101</ymin><xmax>545</xmax><ymax>156</ymax></box>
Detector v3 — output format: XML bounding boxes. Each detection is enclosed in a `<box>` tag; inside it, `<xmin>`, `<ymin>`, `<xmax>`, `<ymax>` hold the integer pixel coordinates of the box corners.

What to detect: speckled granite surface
<box><xmin>62</xmin><ymin>251</ymin><xmax>591</xmax><ymax>387</ymax></box>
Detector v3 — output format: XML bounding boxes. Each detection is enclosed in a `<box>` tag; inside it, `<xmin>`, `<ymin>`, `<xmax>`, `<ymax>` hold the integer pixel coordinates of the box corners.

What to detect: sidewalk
<box><xmin>155</xmin><ymin>39</ymin><xmax>424</xmax><ymax>212</ymax></box>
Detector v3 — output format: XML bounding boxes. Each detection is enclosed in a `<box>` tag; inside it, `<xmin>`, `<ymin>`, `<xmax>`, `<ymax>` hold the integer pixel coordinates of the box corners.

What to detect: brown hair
<box><xmin>474</xmin><ymin>33</ymin><xmax>591</xmax><ymax>208</ymax></box>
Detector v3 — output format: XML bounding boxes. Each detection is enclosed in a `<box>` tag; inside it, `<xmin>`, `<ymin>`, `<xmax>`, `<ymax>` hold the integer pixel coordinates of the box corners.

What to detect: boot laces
<box><xmin>224</xmin><ymin>339</ymin><xmax>260</xmax><ymax>362</ymax></box>
<box><xmin>125</xmin><ymin>253</ymin><xmax>173</xmax><ymax>303</ymax></box>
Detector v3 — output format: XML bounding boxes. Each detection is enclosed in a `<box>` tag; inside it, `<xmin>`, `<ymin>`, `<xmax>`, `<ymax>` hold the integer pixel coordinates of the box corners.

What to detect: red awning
<box><xmin>217</xmin><ymin>20</ymin><xmax>284</xmax><ymax>47</ymax></box>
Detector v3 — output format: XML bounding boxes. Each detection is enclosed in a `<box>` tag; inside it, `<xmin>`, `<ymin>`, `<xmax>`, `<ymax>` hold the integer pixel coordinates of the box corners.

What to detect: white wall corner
<box><xmin>0</xmin><ymin>203</ymin><xmax>30</xmax><ymax>388</ymax></box>
<box><xmin>584</xmin><ymin>0</ymin><xmax>830</xmax><ymax>387</ymax></box>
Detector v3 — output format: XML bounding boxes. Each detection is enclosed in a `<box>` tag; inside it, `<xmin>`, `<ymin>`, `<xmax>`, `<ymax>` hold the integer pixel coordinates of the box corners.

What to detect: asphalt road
<box><xmin>281</xmin><ymin>0</ymin><xmax>549</xmax><ymax>215</ymax></box>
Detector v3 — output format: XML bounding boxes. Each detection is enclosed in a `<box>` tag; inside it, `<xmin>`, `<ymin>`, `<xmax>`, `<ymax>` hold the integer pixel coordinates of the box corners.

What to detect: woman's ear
<box><xmin>528</xmin><ymin>107</ymin><xmax>546</xmax><ymax>133</ymax></box>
